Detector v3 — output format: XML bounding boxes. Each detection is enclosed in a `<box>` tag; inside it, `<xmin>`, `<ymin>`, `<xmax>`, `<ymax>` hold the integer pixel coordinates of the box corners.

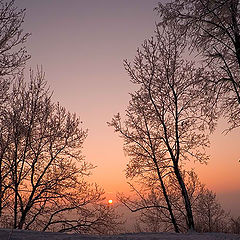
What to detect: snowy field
<box><xmin>0</xmin><ymin>229</ymin><xmax>239</xmax><ymax>240</ymax></box>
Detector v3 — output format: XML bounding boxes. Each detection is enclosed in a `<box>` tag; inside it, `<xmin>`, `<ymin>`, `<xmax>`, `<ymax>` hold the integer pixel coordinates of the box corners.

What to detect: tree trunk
<box><xmin>155</xmin><ymin>161</ymin><xmax>180</xmax><ymax>233</ymax></box>
<box><xmin>173</xmin><ymin>164</ymin><xmax>195</xmax><ymax>231</ymax></box>
<box><xmin>13</xmin><ymin>186</ymin><xmax>18</xmax><ymax>229</ymax></box>
<box><xmin>18</xmin><ymin>207</ymin><xmax>30</xmax><ymax>229</ymax></box>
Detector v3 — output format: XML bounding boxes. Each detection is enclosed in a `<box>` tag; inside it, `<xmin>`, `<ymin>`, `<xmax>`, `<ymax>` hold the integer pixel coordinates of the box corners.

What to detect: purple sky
<box><xmin>16</xmin><ymin>0</ymin><xmax>240</xmax><ymax>216</ymax></box>
<box><xmin>17</xmin><ymin>0</ymin><xmax>159</xmax><ymax>195</ymax></box>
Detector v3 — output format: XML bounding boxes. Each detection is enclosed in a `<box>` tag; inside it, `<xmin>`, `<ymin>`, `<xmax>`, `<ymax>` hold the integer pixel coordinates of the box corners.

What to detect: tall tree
<box><xmin>110</xmin><ymin>24</ymin><xmax>209</xmax><ymax>231</ymax></box>
<box><xmin>0</xmin><ymin>0</ymin><xmax>30</xmax><ymax>214</ymax></box>
<box><xmin>109</xmin><ymin>93</ymin><xmax>179</xmax><ymax>233</ymax></box>
<box><xmin>157</xmin><ymin>0</ymin><xmax>240</xmax><ymax>131</ymax></box>
<box><xmin>0</xmin><ymin>70</ymin><xmax>122</xmax><ymax>234</ymax></box>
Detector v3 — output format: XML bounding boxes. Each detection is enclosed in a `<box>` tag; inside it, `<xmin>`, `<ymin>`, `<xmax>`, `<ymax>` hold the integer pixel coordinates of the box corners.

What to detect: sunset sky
<box><xmin>17</xmin><ymin>0</ymin><xmax>239</xmax><ymax>216</ymax></box>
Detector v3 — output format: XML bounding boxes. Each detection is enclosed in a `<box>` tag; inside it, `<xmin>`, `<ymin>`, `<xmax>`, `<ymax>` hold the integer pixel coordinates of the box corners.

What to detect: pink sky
<box><xmin>17</xmin><ymin>0</ymin><xmax>240</xmax><ymax>216</ymax></box>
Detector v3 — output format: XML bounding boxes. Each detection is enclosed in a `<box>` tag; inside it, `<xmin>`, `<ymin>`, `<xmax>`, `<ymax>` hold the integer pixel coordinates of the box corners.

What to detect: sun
<box><xmin>108</xmin><ymin>199</ymin><xmax>113</xmax><ymax>204</ymax></box>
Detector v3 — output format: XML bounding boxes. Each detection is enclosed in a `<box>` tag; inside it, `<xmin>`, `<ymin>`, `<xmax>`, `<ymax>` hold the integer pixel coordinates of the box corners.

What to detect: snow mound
<box><xmin>0</xmin><ymin>229</ymin><xmax>239</xmax><ymax>240</ymax></box>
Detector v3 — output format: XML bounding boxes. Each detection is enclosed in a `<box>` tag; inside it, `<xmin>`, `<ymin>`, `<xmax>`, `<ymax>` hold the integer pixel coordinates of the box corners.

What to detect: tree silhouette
<box><xmin>157</xmin><ymin>0</ymin><xmax>240</xmax><ymax>131</ymax></box>
<box><xmin>0</xmin><ymin>0</ymin><xmax>30</xmax><ymax>218</ymax></box>
<box><xmin>194</xmin><ymin>189</ymin><xmax>229</xmax><ymax>232</ymax></box>
<box><xmin>109</xmin><ymin>94</ymin><xmax>179</xmax><ymax>232</ymax></box>
<box><xmin>110</xmin><ymin>23</ymin><xmax>210</xmax><ymax>231</ymax></box>
<box><xmin>0</xmin><ymin>70</ymin><xmax>122</xmax><ymax>233</ymax></box>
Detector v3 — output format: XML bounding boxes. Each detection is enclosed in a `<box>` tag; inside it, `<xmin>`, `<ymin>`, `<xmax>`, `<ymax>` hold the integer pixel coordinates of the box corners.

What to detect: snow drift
<box><xmin>0</xmin><ymin>229</ymin><xmax>239</xmax><ymax>240</ymax></box>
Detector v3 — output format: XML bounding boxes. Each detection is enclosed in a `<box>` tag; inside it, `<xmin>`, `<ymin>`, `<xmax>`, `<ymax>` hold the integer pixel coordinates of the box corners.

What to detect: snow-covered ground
<box><xmin>0</xmin><ymin>229</ymin><xmax>239</xmax><ymax>240</ymax></box>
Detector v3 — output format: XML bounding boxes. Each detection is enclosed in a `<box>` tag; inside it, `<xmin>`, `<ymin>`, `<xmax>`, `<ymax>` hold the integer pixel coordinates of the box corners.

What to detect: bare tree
<box><xmin>0</xmin><ymin>0</ymin><xmax>30</xmax><ymax>216</ymax></box>
<box><xmin>194</xmin><ymin>189</ymin><xmax>229</xmax><ymax>233</ymax></box>
<box><xmin>0</xmin><ymin>70</ymin><xmax>122</xmax><ymax>234</ymax></box>
<box><xmin>110</xmin><ymin>23</ymin><xmax>210</xmax><ymax>231</ymax></box>
<box><xmin>109</xmin><ymin>93</ymin><xmax>179</xmax><ymax>233</ymax></box>
<box><xmin>157</xmin><ymin>0</ymin><xmax>240</xmax><ymax>131</ymax></box>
